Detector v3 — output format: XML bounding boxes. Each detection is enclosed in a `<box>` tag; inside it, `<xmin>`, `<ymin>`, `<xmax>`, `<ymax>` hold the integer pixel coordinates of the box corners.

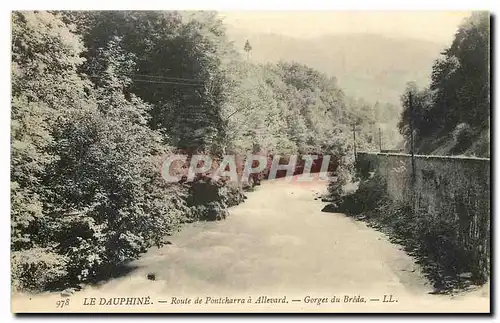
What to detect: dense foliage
<box><xmin>11</xmin><ymin>10</ymin><xmax>380</xmax><ymax>291</ymax></box>
<box><xmin>398</xmin><ymin>12</ymin><xmax>490</xmax><ymax>157</ymax></box>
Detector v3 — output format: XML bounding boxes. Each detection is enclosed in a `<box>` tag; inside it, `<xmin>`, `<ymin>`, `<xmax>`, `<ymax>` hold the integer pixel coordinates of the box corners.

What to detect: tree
<box><xmin>11</xmin><ymin>11</ymin><xmax>186</xmax><ymax>290</ymax></box>
<box><xmin>244</xmin><ymin>39</ymin><xmax>252</xmax><ymax>61</ymax></box>
<box><xmin>398</xmin><ymin>12</ymin><xmax>490</xmax><ymax>156</ymax></box>
<box><xmin>11</xmin><ymin>10</ymin><xmax>94</xmax><ymax>290</ymax></box>
<box><xmin>398</xmin><ymin>82</ymin><xmax>435</xmax><ymax>152</ymax></box>
<box><xmin>77</xmin><ymin>11</ymin><xmax>236</xmax><ymax>155</ymax></box>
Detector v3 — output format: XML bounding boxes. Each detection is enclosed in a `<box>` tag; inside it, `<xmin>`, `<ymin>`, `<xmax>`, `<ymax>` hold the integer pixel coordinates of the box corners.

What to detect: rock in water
<box><xmin>321</xmin><ymin>203</ymin><xmax>338</xmax><ymax>213</ymax></box>
<box><xmin>60</xmin><ymin>288</ymin><xmax>75</xmax><ymax>297</ymax></box>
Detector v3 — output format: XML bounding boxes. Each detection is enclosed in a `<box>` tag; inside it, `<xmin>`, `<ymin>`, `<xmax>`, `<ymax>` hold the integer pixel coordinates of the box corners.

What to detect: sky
<box><xmin>220</xmin><ymin>11</ymin><xmax>473</xmax><ymax>45</ymax></box>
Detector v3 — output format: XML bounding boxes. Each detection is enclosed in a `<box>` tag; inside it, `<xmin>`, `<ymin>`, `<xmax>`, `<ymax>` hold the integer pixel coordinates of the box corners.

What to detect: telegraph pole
<box><xmin>378</xmin><ymin>127</ymin><xmax>382</xmax><ymax>152</ymax></box>
<box><xmin>408</xmin><ymin>91</ymin><xmax>416</xmax><ymax>180</ymax></box>
<box><xmin>352</xmin><ymin>123</ymin><xmax>357</xmax><ymax>161</ymax></box>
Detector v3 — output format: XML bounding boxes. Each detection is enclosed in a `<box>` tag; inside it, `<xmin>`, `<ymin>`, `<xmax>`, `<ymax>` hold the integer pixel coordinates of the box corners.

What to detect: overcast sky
<box><xmin>220</xmin><ymin>11</ymin><xmax>473</xmax><ymax>45</ymax></box>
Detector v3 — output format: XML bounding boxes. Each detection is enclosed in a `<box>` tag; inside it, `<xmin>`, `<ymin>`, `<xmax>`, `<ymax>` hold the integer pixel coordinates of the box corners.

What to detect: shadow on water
<box><xmin>46</xmin><ymin>262</ymin><xmax>140</xmax><ymax>293</ymax></box>
<box><xmin>90</xmin><ymin>262</ymin><xmax>141</xmax><ymax>284</ymax></box>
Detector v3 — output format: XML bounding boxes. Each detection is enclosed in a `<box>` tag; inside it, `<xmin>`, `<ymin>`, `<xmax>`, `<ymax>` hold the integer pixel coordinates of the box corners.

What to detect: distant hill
<box><xmin>226</xmin><ymin>29</ymin><xmax>447</xmax><ymax>106</ymax></box>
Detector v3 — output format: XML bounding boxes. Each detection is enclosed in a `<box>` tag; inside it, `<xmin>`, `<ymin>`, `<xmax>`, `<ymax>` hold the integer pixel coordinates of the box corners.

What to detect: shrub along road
<box><xmin>12</xmin><ymin>177</ymin><xmax>489</xmax><ymax>313</ymax></box>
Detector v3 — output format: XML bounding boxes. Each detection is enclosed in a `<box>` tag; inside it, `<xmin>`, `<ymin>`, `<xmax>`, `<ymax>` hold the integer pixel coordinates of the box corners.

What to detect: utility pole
<box><xmin>378</xmin><ymin>127</ymin><xmax>382</xmax><ymax>152</ymax></box>
<box><xmin>408</xmin><ymin>91</ymin><xmax>416</xmax><ymax>181</ymax></box>
<box><xmin>352</xmin><ymin>123</ymin><xmax>357</xmax><ymax>161</ymax></box>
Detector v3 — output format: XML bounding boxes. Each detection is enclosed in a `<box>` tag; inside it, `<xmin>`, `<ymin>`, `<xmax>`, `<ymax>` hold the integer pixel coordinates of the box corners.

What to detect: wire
<box><xmin>132</xmin><ymin>73</ymin><xmax>204</xmax><ymax>84</ymax></box>
<box><xmin>225</xmin><ymin>106</ymin><xmax>251</xmax><ymax>120</ymax></box>
<box><xmin>132</xmin><ymin>79</ymin><xmax>204</xmax><ymax>86</ymax></box>
<box><xmin>90</xmin><ymin>71</ymin><xmax>206</xmax><ymax>86</ymax></box>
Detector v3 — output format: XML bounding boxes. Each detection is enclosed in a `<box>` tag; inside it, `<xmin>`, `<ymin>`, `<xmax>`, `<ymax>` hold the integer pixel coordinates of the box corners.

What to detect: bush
<box><xmin>327</xmin><ymin>165</ymin><xmax>351</xmax><ymax>202</ymax></box>
<box><xmin>335</xmin><ymin>170</ymin><xmax>388</xmax><ymax>215</ymax></box>
<box><xmin>40</xmin><ymin>213</ymin><xmax>107</xmax><ymax>283</ymax></box>
<box><xmin>186</xmin><ymin>176</ymin><xmax>245</xmax><ymax>221</ymax></box>
<box><xmin>452</xmin><ymin>123</ymin><xmax>476</xmax><ymax>153</ymax></box>
<box><xmin>11</xmin><ymin>248</ymin><xmax>68</xmax><ymax>292</ymax></box>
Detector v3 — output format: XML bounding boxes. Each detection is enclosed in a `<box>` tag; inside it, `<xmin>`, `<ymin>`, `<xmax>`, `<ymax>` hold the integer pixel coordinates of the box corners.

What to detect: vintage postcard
<box><xmin>10</xmin><ymin>10</ymin><xmax>490</xmax><ymax>313</ymax></box>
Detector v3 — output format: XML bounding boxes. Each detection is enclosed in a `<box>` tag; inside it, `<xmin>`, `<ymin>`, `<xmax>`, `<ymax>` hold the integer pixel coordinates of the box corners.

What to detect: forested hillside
<box><xmin>398</xmin><ymin>12</ymin><xmax>490</xmax><ymax>157</ymax></box>
<box><xmin>226</xmin><ymin>30</ymin><xmax>445</xmax><ymax>105</ymax></box>
<box><xmin>226</xmin><ymin>31</ymin><xmax>426</xmax><ymax>149</ymax></box>
<box><xmin>11</xmin><ymin>11</ymin><xmax>383</xmax><ymax>292</ymax></box>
